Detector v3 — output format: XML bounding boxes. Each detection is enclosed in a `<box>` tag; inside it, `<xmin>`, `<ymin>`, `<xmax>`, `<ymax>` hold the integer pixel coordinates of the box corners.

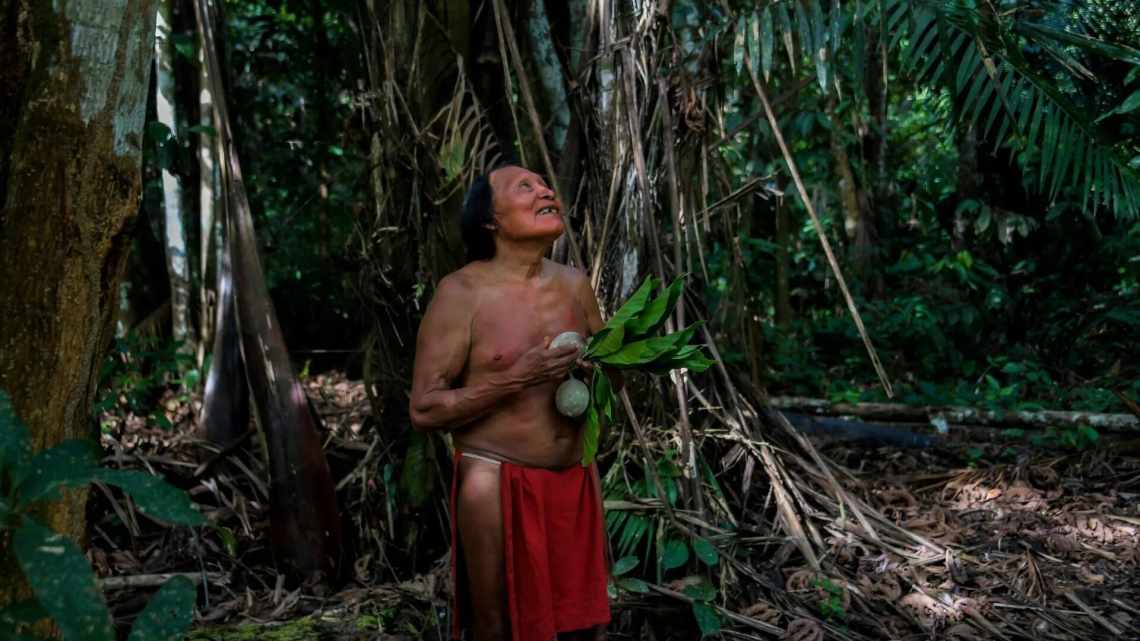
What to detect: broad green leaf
<box><xmin>592</xmin><ymin>370</ymin><xmax>613</xmax><ymax>413</ymax></box>
<box><xmin>811</xmin><ymin>0</ymin><xmax>828</xmax><ymax>91</ymax></box>
<box><xmin>682</xmin><ymin>579</ymin><xmax>717</xmax><ymax>602</ymax></box>
<box><xmin>0</xmin><ymin>390</ymin><xmax>31</xmax><ymax>474</ymax></box>
<box><xmin>776</xmin><ymin>3</ymin><xmax>796</xmax><ymax>72</ymax></box>
<box><xmin>585</xmin><ymin>326</ymin><xmax>625</xmax><ymax>359</ymax></box>
<box><xmin>13</xmin><ymin>520</ymin><xmax>114</xmax><ymax>641</ymax></box>
<box><xmin>1096</xmin><ymin>89</ymin><xmax>1140</xmax><ymax>122</ymax></box>
<box><xmin>607</xmin><ymin>276</ymin><xmax>657</xmax><ymax>331</ymax></box>
<box><xmin>625</xmin><ymin>277</ymin><xmax>684</xmax><ymax>337</ymax></box>
<box><xmin>760</xmin><ymin>6</ymin><xmax>774</xmax><ymax>81</ymax></box>
<box><xmin>617</xmin><ymin>514</ymin><xmax>649</xmax><ymax>559</ymax></box>
<box><xmin>794</xmin><ymin>0</ymin><xmax>814</xmax><ymax>67</ymax></box>
<box><xmin>399</xmin><ymin>430</ymin><xmax>435</xmax><ymax>507</ymax></box>
<box><xmin>15</xmin><ymin>440</ymin><xmax>99</xmax><ymax>505</ymax></box>
<box><xmin>94</xmin><ymin>470</ymin><xmax>205</xmax><ymax>526</ymax></box>
<box><xmin>660</xmin><ymin>539</ymin><xmax>689</xmax><ymax>570</ymax></box>
<box><xmin>617</xmin><ymin>577</ymin><xmax>649</xmax><ymax>593</ymax></box>
<box><xmin>692</xmin><ymin>538</ymin><xmax>719</xmax><ymax>566</ymax></box>
<box><xmin>581</xmin><ymin>404</ymin><xmax>601</xmax><ymax>467</ymax></box>
<box><xmin>598</xmin><ymin>323</ymin><xmax>703</xmax><ymax>369</ymax></box>
<box><xmin>0</xmin><ymin>599</ymin><xmax>49</xmax><ymax>628</ymax></box>
<box><xmin>126</xmin><ymin>576</ymin><xmax>196</xmax><ymax>641</ymax></box>
<box><xmin>612</xmin><ymin>556</ymin><xmax>639</xmax><ymax>577</ymax></box>
<box><xmin>692</xmin><ymin>602</ymin><xmax>722</xmax><ymax>637</ymax></box>
<box><xmin>747</xmin><ymin>12</ymin><xmax>760</xmax><ymax>80</ymax></box>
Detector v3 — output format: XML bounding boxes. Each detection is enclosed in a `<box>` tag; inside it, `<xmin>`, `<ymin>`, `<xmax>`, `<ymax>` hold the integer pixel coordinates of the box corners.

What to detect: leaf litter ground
<box><xmin>92</xmin><ymin>371</ymin><xmax>1140</xmax><ymax>640</ymax></box>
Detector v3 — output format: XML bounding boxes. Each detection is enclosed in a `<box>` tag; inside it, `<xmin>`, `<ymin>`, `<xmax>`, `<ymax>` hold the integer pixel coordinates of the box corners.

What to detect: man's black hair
<box><xmin>460</xmin><ymin>157</ymin><xmax>520</xmax><ymax>262</ymax></box>
<box><xmin>460</xmin><ymin>173</ymin><xmax>495</xmax><ymax>262</ymax></box>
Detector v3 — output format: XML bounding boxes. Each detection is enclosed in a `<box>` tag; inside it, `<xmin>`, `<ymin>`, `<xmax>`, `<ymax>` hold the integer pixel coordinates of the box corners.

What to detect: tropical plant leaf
<box><xmin>125</xmin><ymin>576</ymin><xmax>197</xmax><ymax>641</ymax></box>
<box><xmin>0</xmin><ymin>389</ymin><xmax>31</xmax><ymax>474</ymax></box>
<box><xmin>612</xmin><ymin>555</ymin><xmax>639</xmax><ymax>576</ymax></box>
<box><xmin>625</xmin><ymin>277</ymin><xmax>684</xmax><ymax>337</ymax></box>
<box><xmin>581</xmin><ymin>403</ymin><xmax>601</xmax><ymax>467</ymax></box>
<box><xmin>399</xmin><ymin>429</ymin><xmax>435</xmax><ymax>507</ymax></box>
<box><xmin>607</xmin><ymin>276</ymin><xmax>657</xmax><ymax>330</ymax></box>
<box><xmin>585</xmin><ymin>326</ymin><xmax>626</xmax><ymax>359</ymax></box>
<box><xmin>0</xmin><ymin>599</ymin><xmax>49</xmax><ymax>629</ymax></box>
<box><xmin>617</xmin><ymin>577</ymin><xmax>649</xmax><ymax>593</ymax></box>
<box><xmin>12</xmin><ymin>520</ymin><xmax>114</xmax><ymax>641</ymax></box>
<box><xmin>692</xmin><ymin>537</ymin><xmax>719</xmax><ymax>566</ymax></box>
<box><xmin>94</xmin><ymin>469</ymin><xmax>205</xmax><ymax>526</ymax></box>
<box><xmin>596</xmin><ymin>323</ymin><xmax>702</xmax><ymax>369</ymax></box>
<box><xmin>15</xmin><ymin>440</ymin><xmax>100</xmax><ymax>505</ymax></box>
<box><xmin>760</xmin><ymin>6</ymin><xmax>774</xmax><ymax>81</ymax></box>
<box><xmin>691</xmin><ymin>602</ymin><xmax>722</xmax><ymax>636</ymax></box>
<box><xmin>660</xmin><ymin>538</ymin><xmax>689</xmax><ymax>570</ymax></box>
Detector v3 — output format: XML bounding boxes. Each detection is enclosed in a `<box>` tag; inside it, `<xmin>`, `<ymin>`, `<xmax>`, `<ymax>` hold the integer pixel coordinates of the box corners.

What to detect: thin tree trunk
<box><xmin>0</xmin><ymin>0</ymin><xmax>160</xmax><ymax>609</ymax></box>
<box><xmin>156</xmin><ymin>0</ymin><xmax>194</xmax><ymax>362</ymax></box>
<box><xmin>197</xmin><ymin>13</ymin><xmax>219</xmax><ymax>370</ymax></box>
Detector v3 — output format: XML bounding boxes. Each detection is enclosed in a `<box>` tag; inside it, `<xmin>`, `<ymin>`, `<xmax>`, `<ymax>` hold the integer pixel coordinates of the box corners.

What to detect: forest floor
<box><xmin>93</xmin><ymin>372</ymin><xmax>1140</xmax><ymax>640</ymax></box>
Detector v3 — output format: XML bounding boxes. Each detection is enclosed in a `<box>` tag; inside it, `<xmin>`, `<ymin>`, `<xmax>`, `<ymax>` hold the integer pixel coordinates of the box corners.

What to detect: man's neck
<box><xmin>490</xmin><ymin>242</ymin><xmax>548</xmax><ymax>282</ymax></box>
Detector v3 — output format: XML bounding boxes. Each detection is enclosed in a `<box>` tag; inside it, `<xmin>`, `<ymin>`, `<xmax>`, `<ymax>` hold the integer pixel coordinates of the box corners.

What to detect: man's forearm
<box><xmin>410</xmin><ymin>374</ymin><xmax>525</xmax><ymax>432</ymax></box>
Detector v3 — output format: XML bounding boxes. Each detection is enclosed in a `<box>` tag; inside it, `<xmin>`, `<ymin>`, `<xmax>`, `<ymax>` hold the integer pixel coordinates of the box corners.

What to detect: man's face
<box><xmin>488</xmin><ymin>166</ymin><xmax>564</xmax><ymax>242</ymax></box>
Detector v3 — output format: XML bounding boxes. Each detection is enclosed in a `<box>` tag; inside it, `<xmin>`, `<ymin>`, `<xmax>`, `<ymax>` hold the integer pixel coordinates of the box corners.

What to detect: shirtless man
<box><xmin>409</xmin><ymin>165</ymin><xmax>612</xmax><ymax>641</ymax></box>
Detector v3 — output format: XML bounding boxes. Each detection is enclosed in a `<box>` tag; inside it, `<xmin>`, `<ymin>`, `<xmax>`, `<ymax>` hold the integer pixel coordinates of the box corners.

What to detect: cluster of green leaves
<box><xmin>580</xmin><ymin>276</ymin><xmax>714</xmax><ymax>466</ymax></box>
<box><xmin>0</xmin><ymin>391</ymin><xmax>204</xmax><ymax>641</ymax></box>
<box><xmin>95</xmin><ymin>333</ymin><xmax>198</xmax><ymax>428</ymax></box>
<box><xmin>603</xmin><ymin>451</ymin><xmax>728</xmax><ymax>637</ymax></box>
<box><xmin>811</xmin><ymin>576</ymin><xmax>847</xmax><ymax>621</ymax></box>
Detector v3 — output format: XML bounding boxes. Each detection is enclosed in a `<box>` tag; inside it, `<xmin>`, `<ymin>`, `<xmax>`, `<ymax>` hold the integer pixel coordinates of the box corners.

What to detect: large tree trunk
<box><xmin>155</xmin><ymin>0</ymin><xmax>194</xmax><ymax>362</ymax></box>
<box><xmin>0</xmin><ymin>0</ymin><xmax>159</xmax><ymax>607</ymax></box>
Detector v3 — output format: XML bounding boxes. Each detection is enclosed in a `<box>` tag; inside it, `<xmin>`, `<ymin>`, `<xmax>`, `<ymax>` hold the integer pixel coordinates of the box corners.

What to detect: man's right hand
<box><xmin>506</xmin><ymin>336</ymin><xmax>580</xmax><ymax>388</ymax></box>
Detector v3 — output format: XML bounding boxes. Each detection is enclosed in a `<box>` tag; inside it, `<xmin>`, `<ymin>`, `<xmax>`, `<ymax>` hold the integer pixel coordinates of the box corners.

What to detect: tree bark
<box><xmin>155</xmin><ymin>0</ymin><xmax>194</xmax><ymax>362</ymax></box>
<box><xmin>197</xmin><ymin>15</ymin><xmax>219</xmax><ymax>369</ymax></box>
<box><xmin>0</xmin><ymin>0</ymin><xmax>159</xmax><ymax>608</ymax></box>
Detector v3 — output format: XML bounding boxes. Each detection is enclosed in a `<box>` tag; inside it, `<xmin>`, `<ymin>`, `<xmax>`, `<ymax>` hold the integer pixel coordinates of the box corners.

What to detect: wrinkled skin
<box><xmin>409</xmin><ymin>166</ymin><xmax>612</xmax><ymax>641</ymax></box>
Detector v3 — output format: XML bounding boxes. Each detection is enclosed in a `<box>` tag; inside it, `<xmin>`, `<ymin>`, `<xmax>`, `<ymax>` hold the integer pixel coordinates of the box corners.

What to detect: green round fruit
<box><xmin>555</xmin><ymin>377</ymin><xmax>590</xmax><ymax>418</ymax></box>
<box><xmin>549</xmin><ymin>331</ymin><xmax>586</xmax><ymax>355</ymax></box>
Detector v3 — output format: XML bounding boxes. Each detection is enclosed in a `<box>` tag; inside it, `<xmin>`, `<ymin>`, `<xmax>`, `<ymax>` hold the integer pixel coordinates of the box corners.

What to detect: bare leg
<box><xmin>456</xmin><ymin>456</ymin><xmax>509</xmax><ymax>641</ymax></box>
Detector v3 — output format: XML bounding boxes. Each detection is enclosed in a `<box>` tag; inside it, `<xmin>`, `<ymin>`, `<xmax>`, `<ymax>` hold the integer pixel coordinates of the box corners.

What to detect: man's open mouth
<box><xmin>537</xmin><ymin>206</ymin><xmax>559</xmax><ymax>216</ymax></box>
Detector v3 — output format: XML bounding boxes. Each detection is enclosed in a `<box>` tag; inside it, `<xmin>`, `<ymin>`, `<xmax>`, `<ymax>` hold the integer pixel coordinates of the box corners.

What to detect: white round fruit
<box><xmin>549</xmin><ymin>331</ymin><xmax>586</xmax><ymax>355</ymax></box>
<box><xmin>555</xmin><ymin>377</ymin><xmax>590</xmax><ymax>418</ymax></box>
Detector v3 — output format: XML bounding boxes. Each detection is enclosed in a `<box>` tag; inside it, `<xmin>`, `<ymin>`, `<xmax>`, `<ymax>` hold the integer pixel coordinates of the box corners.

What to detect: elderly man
<box><xmin>409</xmin><ymin>165</ymin><xmax>612</xmax><ymax>641</ymax></box>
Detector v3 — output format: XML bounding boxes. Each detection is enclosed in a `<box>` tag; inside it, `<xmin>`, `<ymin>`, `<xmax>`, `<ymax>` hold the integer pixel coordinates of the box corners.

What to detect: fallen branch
<box><xmin>99</xmin><ymin>572</ymin><xmax>230</xmax><ymax>590</ymax></box>
<box><xmin>770</xmin><ymin>397</ymin><xmax>1140</xmax><ymax>433</ymax></box>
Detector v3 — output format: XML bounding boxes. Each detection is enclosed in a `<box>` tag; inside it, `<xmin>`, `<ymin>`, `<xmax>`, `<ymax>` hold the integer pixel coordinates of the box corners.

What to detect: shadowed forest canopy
<box><xmin>1</xmin><ymin>0</ymin><xmax>1139</xmax><ymax>640</ymax></box>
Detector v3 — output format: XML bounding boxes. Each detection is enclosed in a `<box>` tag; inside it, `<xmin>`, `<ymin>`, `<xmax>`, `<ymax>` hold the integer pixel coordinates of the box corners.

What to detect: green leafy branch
<box><xmin>579</xmin><ymin>276</ymin><xmax>714</xmax><ymax>466</ymax></box>
<box><xmin>0</xmin><ymin>390</ymin><xmax>204</xmax><ymax>641</ymax></box>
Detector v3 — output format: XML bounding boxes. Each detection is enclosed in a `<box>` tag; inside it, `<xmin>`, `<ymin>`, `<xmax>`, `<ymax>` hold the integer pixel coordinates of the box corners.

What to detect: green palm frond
<box><xmin>724</xmin><ymin>0</ymin><xmax>1140</xmax><ymax>218</ymax></box>
<box><xmin>885</xmin><ymin>0</ymin><xmax>1140</xmax><ymax>218</ymax></box>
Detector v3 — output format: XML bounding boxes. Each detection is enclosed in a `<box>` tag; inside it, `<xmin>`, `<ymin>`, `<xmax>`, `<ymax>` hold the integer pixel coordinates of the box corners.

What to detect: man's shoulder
<box><xmin>544</xmin><ymin>259</ymin><xmax>589</xmax><ymax>289</ymax></box>
<box><xmin>433</xmin><ymin>267</ymin><xmax>479</xmax><ymax>304</ymax></box>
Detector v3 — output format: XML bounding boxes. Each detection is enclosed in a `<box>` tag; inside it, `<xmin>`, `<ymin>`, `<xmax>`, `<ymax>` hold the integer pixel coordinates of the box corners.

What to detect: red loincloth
<box><xmin>450</xmin><ymin>449</ymin><xmax>611</xmax><ymax>641</ymax></box>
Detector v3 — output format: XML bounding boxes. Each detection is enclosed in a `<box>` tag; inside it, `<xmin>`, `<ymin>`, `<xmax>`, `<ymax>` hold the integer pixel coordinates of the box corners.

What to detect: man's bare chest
<box><xmin>468</xmin><ymin>286</ymin><xmax>589</xmax><ymax>374</ymax></box>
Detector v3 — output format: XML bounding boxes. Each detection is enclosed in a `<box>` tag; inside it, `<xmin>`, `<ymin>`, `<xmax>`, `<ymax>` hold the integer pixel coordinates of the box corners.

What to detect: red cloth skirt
<box><xmin>450</xmin><ymin>449</ymin><xmax>611</xmax><ymax>641</ymax></box>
